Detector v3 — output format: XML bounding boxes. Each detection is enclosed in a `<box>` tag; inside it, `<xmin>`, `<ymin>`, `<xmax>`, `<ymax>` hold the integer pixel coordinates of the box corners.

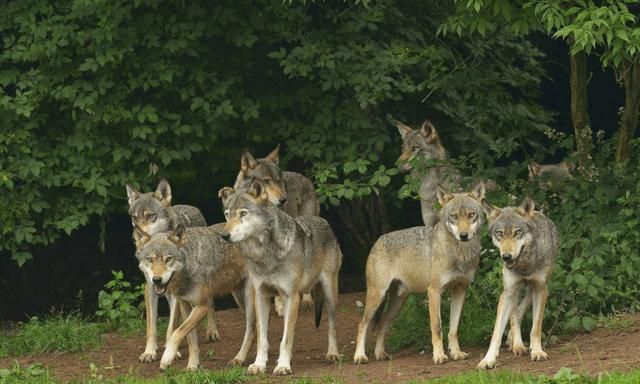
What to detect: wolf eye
<box><xmin>145</xmin><ymin>257</ymin><xmax>153</xmax><ymax>263</ymax></box>
<box><xmin>146</xmin><ymin>212</ymin><xmax>157</xmax><ymax>221</ymax></box>
<box><xmin>495</xmin><ymin>230</ymin><xmax>503</xmax><ymax>237</ymax></box>
<box><xmin>469</xmin><ymin>212</ymin><xmax>477</xmax><ymax>219</ymax></box>
<box><xmin>449</xmin><ymin>214</ymin><xmax>458</xmax><ymax>220</ymax></box>
<box><xmin>412</xmin><ymin>146</ymin><xmax>420</xmax><ymax>152</ymax></box>
<box><xmin>165</xmin><ymin>256</ymin><xmax>173</xmax><ymax>263</ymax></box>
<box><xmin>514</xmin><ymin>228</ymin><xmax>523</xmax><ymax>236</ymax></box>
<box><xmin>224</xmin><ymin>210</ymin><xmax>230</xmax><ymax>220</ymax></box>
<box><xmin>239</xmin><ymin>210</ymin><xmax>248</xmax><ymax>217</ymax></box>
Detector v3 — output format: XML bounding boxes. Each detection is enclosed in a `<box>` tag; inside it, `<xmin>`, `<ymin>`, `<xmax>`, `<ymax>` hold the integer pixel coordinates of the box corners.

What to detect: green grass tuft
<box><xmin>0</xmin><ymin>313</ymin><xmax>103</xmax><ymax>357</ymax></box>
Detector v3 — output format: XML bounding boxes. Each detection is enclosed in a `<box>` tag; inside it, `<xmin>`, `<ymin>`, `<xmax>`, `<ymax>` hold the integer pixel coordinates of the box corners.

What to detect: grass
<box><xmin>598</xmin><ymin>312</ymin><xmax>637</xmax><ymax>332</ymax></box>
<box><xmin>0</xmin><ymin>313</ymin><xmax>103</xmax><ymax>357</ymax></box>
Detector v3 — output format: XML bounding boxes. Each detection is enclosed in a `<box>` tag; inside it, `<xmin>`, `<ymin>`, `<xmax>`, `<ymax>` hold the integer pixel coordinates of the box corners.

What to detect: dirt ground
<box><xmin>2</xmin><ymin>292</ymin><xmax>640</xmax><ymax>383</ymax></box>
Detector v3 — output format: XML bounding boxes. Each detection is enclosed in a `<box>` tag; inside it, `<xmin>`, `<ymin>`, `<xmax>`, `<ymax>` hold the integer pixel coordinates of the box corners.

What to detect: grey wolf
<box><xmin>219</xmin><ymin>178</ymin><xmax>342</xmax><ymax>375</ymax></box>
<box><xmin>528</xmin><ymin>161</ymin><xmax>573</xmax><ymax>186</ymax></box>
<box><xmin>353</xmin><ymin>183</ymin><xmax>486</xmax><ymax>365</ymax></box>
<box><xmin>134</xmin><ymin>223</ymin><xmax>256</xmax><ymax>370</ymax></box>
<box><xmin>126</xmin><ymin>180</ymin><xmax>219</xmax><ymax>363</ymax></box>
<box><xmin>477</xmin><ymin>197</ymin><xmax>558</xmax><ymax>369</ymax></box>
<box><xmin>396</xmin><ymin>120</ymin><xmax>461</xmax><ymax>227</ymax></box>
<box><xmin>234</xmin><ymin>145</ymin><xmax>319</xmax><ymax>313</ymax></box>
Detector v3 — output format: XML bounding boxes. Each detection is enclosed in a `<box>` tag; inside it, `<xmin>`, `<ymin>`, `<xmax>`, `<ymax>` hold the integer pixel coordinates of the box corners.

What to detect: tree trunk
<box><xmin>615</xmin><ymin>59</ymin><xmax>640</xmax><ymax>162</ymax></box>
<box><xmin>570</xmin><ymin>52</ymin><xmax>592</xmax><ymax>165</ymax></box>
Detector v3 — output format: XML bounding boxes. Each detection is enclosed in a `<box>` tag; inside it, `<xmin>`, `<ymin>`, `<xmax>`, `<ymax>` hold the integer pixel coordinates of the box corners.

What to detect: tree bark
<box><xmin>615</xmin><ymin>58</ymin><xmax>640</xmax><ymax>162</ymax></box>
<box><xmin>570</xmin><ymin>52</ymin><xmax>593</xmax><ymax>165</ymax></box>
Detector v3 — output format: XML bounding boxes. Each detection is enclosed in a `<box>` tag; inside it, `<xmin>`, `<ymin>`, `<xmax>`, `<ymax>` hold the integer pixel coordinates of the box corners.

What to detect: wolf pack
<box><xmin>126</xmin><ymin>120</ymin><xmax>561</xmax><ymax>375</ymax></box>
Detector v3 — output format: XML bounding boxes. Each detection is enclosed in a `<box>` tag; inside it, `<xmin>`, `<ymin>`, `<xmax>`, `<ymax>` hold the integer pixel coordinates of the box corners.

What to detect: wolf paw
<box><xmin>273</xmin><ymin>365</ymin><xmax>292</xmax><ymax>376</ymax></box>
<box><xmin>353</xmin><ymin>354</ymin><xmax>369</xmax><ymax>365</ymax></box>
<box><xmin>449</xmin><ymin>350</ymin><xmax>469</xmax><ymax>361</ymax></box>
<box><xmin>139</xmin><ymin>352</ymin><xmax>157</xmax><ymax>363</ymax></box>
<box><xmin>375</xmin><ymin>349</ymin><xmax>390</xmax><ymax>361</ymax></box>
<box><xmin>301</xmin><ymin>298</ymin><xmax>314</xmax><ymax>310</ymax></box>
<box><xmin>275</xmin><ymin>297</ymin><xmax>285</xmax><ymax>317</ymax></box>
<box><xmin>206</xmin><ymin>329</ymin><xmax>221</xmax><ymax>342</ymax></box>
<box><xmin>477</xmin><ymin>358</ymin><xmax>497</xmax><ymax>370</ymax></box>
<box><xmin>512</xmin><ymin>343</ymin><xmax>528</xmax><ymax>357</ymax></box>
<box><xmin>326</xmin><ymin>353</ymin><xmax>340</xmax><ymax>363</ymax></box>
<box><xmin>186</xmin><ymin>361</ymin><xmax>199</xmax><ymax>370</ymax></box>
<box><xmin>247</xmin><ymin>363</ymin><xmax>266</xmax><ymax>375</ymax></box>
<box><xmin>531</xmin><ymin>350</ymin><xmax>549</xmax><ymax>361</ymax></box>
<box><xmin>432</xmin><ymin>351</ymin><xmax>449</xmax><ymax>364</ymax></box>
<box><xmin>228</xmin><ymin>358</ymin><xmax>244</xmax><ymax>367</ymax></box>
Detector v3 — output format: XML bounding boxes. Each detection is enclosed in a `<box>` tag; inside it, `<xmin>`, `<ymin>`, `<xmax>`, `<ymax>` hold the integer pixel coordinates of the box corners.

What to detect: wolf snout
<box><xmin>502</xmin><ymin>253</ymin><xmax>513</xmax><ymax>262</ymax></box>
<box><xmin>278</xmin><ymin>197</ymin><xmax>288</xmax><ymax>206</ymax></box>
<box><xmin>220</xmin><ymin>232</ymin><xmax>231</xmax><ymax>241</ymax></box>
<box><xmin>459</xmin><ymin>232</ymin><xmax>469</xmax><ymax>241</ymax></box>
<box><xmin>152</xmin><ymin>276</ymin><xmax>162</xmax><ymax>284</ymax></box>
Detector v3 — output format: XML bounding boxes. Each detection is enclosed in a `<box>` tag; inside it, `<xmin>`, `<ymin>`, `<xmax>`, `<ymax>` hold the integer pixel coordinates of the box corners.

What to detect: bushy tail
<box><xmin>313</xmin><ymin>283</ymin><xmax>324</xmax><ymax>328</ymax></box>
<box><xmin>372</xmin><ymin>281</ymin><xmax>396</xmax><ymax>327</ymax></box>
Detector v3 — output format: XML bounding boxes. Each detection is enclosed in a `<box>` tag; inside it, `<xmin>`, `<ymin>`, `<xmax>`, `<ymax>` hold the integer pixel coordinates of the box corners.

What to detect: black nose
<box><xmin>502</xmin><ymin>253</ymin><xmax>513</xmax><ymax>262</ymax></box>
<box><xmin>220</xmin><ymin>232</ymin><xmax>230</xmax><ymax>241</ymax></box>
<box><xmin>279</xmin><ymin>197</ymin><xmax>287</xmax><ymax>205</ymax></box>
<box><xmin>459</xmin><ymin>232</ymin><xmax>469</xmax><ymax>241</ymax></box>
<box><xmin>152</xmin><ymin>276</ymin><xmax>162</xmax><ymax>284</ymax></box>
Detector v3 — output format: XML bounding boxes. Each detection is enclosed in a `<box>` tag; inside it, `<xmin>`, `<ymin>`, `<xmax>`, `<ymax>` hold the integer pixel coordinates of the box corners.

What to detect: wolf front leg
<box><xmin>229</xmin><ymin>281</ymin><xmax>256</xmax><ymax>366</ymax></box>
<box><xmin>507</xmin><ymin>287</ymin><xmax>532</xmax><ymax>356</ymax></box>
<box><xmin>247</xmin><ymin>289</ymin><xmax>271</xmax><ymax>375</ymax></box>
<box><xmin>529</xmin><ymin>283</ymin><xmax>549</xmax><ymax>362</ymax></box>
<box><xmin>477</xmin><ymin>282</ymin><xmax>519</xmax><ymax>370</ymax></box>
<box><xmin>427</xmin><ymin>286</ymin><xmax>448</xmax><ymax>364</ymax></box>
<box><xmin>140</xmin><ymin>283</ymin><xmax>159</xmax><ymax>363</ymax></box>
<box><xmin>273</xmin><ymin>292</ymin><xmax>301</xmax><ymax>375</ymax></box>
<box><xmin>447</xmin><ymin>284</ymin><xmax>470</xmax><ymax>361</ymax></box>
<box><xmin>159</xmin><ymin>302</ymin><xmax>207</xmax><ymax>370</ymax></box>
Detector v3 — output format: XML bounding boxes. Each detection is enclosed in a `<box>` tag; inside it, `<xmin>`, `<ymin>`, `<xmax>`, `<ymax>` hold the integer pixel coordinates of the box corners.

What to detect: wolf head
<box><xmin>235</xmin><ymin>145</ymin><xmax>288</xmax><ymax>207</ymax></box>
<box><xmin>218</xmin><ymin>178</ymin><xmax>273</xmax><ymax>242</ymax></box>
<box><xmin>396</xmin><ymin>120</ymin><xmax>446</xmax><ymax>172</ymax></box>
<box><xmin>126</xmin><ymin>179</ymin><xmax>174</xmax><ymax>235</ymax></box>
<box><xmin>482</xmin><ymin>197</ymin><xmax>536</xmax><ymax>269</ymax></box>
<box><xmin>436</xmin><ymin>183</ymin><xmax>485</xmax><ymax>242</ymax></box>
<box><xmin>134</xmin><ymin>224</ymin><xmax>187</xmax><ymax>295</ymax></box>
<box><xmin>528</xmin><ymin>161</ymin><xmax>573</xmax><ymax>182</ymax></box>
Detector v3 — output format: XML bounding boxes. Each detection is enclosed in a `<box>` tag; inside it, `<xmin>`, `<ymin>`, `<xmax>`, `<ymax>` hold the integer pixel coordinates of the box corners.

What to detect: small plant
<box><xmin>0</xmin><ymin>362</ymin><xmax>56</xmax><ymax>384</ymax></box>
<box><xmin>96</xmin><ymin>271</ymin><xmax>144</xmax><ymax>332</ymax></box>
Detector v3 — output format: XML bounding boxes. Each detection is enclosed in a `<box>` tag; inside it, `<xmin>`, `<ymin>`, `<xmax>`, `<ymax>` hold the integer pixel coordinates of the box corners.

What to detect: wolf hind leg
<box><xmin>205</xmin><ymin>298</ymin><xmax>221</xmax><ymax>342</ymax></box>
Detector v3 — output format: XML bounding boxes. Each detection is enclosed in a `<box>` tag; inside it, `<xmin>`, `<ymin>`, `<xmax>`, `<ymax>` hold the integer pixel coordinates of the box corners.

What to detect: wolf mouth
<box><xmin>153</xmin><ymin>272</ymin><xmax>174</xmax><ymax>296</ymax></box>
<box><xmin>504</xmin><ymin>247</ymin><xmax>524</xmax><ymax>269</ymax></box>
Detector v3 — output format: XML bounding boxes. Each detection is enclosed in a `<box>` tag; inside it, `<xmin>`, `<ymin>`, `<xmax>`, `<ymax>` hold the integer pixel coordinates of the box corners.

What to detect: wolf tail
<box><xmin>313</xmin><ymin>283</ymin><xmax>325</xmax><ymax>328</ymax></box>
<box><xmin>372</xmin><ymin>281</ymin><xmax>397</xmax><ymax>327</ymax></box>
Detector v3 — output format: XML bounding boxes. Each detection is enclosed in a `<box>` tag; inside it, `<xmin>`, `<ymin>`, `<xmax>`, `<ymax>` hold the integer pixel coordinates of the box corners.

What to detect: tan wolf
<box><xmin>126</xmin><ymin>180</ymin><xmax>219</xmax><ymax>363</ymax></box>
<box><xmin>353</xmin><ymin>183</ymin><xmax>486</xmax><ymax>365</ymax></box>
<box><xmin>134</xmin><ymin>223</ymin><xmax>256</xmax><ymax>370</ymax></box>
<box><xmin>396</xmin><ymin>120</ymin><xmax>461</xmax><ymax>227</ymax></box>
<box><xmin>477</xmin><ymin>197</ymin><xmax>558</xmax><ymax>370</ymax></box>
<box><xmin>219</xmin><ymin>178</ymin><xmax>342</xmax><ymax>375</ymax></box>
<box><xmin>234</xmin><ymin>145</ymin><xmax>319</xmax><ymax>314</ymax></box>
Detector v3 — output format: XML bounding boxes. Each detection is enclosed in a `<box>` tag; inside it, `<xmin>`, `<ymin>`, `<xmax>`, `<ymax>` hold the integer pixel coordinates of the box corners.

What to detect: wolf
<box><xmin>477</xmin><ymin>197</ymin><xmax>558</xmax><ymax>370</ymax></box>
<box><xmin>396</xmin><ymin>120</ymin><xmax>462</xmax><ymax>227</ymax></box>
<box><xmin>353</xmin><ymin>183</ymin><xmax>486</xmax><ymax>365</ymax></box>
<box><xmin>134</xmin><ymin>223</ymin><xmax>256</xmax><ymax>370</ymax></box>
<box><xmin>528</xmin><ymin>161</ymin><xmax>573</xmax><ymax>188</ymax></box>
<box><xmin>218</xmin><ymin>178</ymin><xmax>342</xmax><ymax>376</ymax></box>
<box><xmin>126</xmin><ymin>180</ymin><xmax>219</xmax><ymax>363</ymax></box>
<box><xmin>234</xmin><ymin>145</ymin><xmax>319</xmax><ymax>314</ymax></box>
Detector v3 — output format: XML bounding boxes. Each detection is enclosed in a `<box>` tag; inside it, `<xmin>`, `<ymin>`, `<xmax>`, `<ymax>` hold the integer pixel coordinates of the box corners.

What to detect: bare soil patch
<box><xmin>2</xmin><ymin>292</ymin><xmax>640</xmax><ymax>383</ymax></box>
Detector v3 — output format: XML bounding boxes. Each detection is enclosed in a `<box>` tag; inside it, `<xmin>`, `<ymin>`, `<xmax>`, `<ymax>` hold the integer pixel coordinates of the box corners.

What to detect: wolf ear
<box><xmin>419</xmin><ymin>120</ymin><xmax>439</xmax><ymax>144</ymax></box>
<box><xmin>132</xmin><ymin>224</ymin><xmax>151</xmax><ymax>248</ymax></box>
<box><xmin>469</xmin><ymin>182</ymin><xmax>486</xmax><ymax>201</ymax></box>
<box><xmin>247</xmin><ymin>178</ymin><xmax>269</xmax><ymax>201</ymax></box>
<box><xmin>265</xmin><ymin>144</ymin><xmax>280</xmax><ymax>165</ymax></box>
<box><xmin>218</xmin><ymin>187</ymin><xmax>235</xmax><ymax>205</ymax></box>
<box><xmin>436</xmin><ymin>185</ymin><xmax>454</xmax><ymax>206</ymax></box>
<box><xmin>529</xmin><ymin>161</ymin><xmax>542</xmax><ymax>177</ymax></box>
<box><xmin>396</xmin><ymin>121</ymin><xmax>414</xmax><ymax>139</ymax></box>
<box><xmin>169</xmin><ymin>224</ymin><xmax>187</xmax><ymax>246</ymax></box>
<box><xmin>154</xmin><ymin>179</ymin><xmax>172</xmax><ymax>206</ymax></box>
<box><xmin>240</xmin><ymin>151</ymin><xmax>258</xmax><ymax>174</ymax></box>
<box><xmin>481</xmin><ymin>199</ymin><xmax>501</xmax><ymax>220</ymax></box>
<box><xmin>517</xmin><ymin>197</ymin><xmax>536</xmax><ymax>217</ymax></box>
<box><xmin>126</xmin><ymin>183</ymin><xmax>140</xmax><ymax>206</ymax></box>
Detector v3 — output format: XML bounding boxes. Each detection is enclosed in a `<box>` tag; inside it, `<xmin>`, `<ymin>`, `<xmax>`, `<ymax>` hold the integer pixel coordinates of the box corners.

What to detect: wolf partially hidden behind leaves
<box><xmin>126</xmin><ymin>180</ymin><xmax>219</xmax><ymax>363</ymax></box>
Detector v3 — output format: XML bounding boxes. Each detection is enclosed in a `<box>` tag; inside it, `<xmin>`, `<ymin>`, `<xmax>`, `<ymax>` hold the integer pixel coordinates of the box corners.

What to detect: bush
<box><xmin>95</xmin><ymin>271</ymin><xmax>145</xmax><ymax>333</ymax></box>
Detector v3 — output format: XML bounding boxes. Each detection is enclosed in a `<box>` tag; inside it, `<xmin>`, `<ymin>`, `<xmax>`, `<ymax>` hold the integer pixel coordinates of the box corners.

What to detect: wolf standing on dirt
<box><xmin>477</xmin><ymin>197</ymin><xmax>558</xmax><ymax>370</ymax></box>
<box><xmin>126</xmin><ymin>180</ymin><xmax>219</xmax><ymax>363</ymax></box>
<box><xmin>234</xmin><ymin>145</ymin><xmax>320</xmax><ymax>314</ymax></box>
<box><xmin>134</xmin><ymin>223</ymin><xmax>256</xmax><ymax>370</ymax></box>
<box><xmin>219</xmin><ymin>179</ymin><xmax>342</xmax><ymax>376</ymax></box>
<box><xmin>396</xmin><ymin>120</ymin><xmax>460</xmax><ymax>227</ymax></box>
<box><xmin>354</xmin><ymin>183</ymin><xmax>486</xmax><ymax>365</ymax></box>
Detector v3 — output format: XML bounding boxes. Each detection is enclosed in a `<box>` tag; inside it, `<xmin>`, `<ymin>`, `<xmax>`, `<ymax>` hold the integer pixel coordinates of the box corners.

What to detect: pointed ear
<box><xmin>436</xmin><ymin>185</ymin><xmax>454</xmax><ymax>206</ymax></box>
<box><xmin>247</xmin><ymin>178</ymin><xmax>269</xmax><ymax>201</ymax></box>
<box><xmin>133</xmin><ymin>224</ymin><xmax>151</xmax><ymax>248</ymax></box>
<box><xmin>240</xmin><ymin>151</ymin><xmax>258</xmax><ymax>173</ymax></box>
<box><xmin>396</xmin><ymin>121</ymin><xmax>414</xmax><ymax>139</ymax></box>
<box><xmin>218</xmin><ymin>187</ymin><xmax>235</xmax><ymax>205</ymax></box>
<box><xmin>481</xmin><ymin>199</ymin><xmax>501</xmax><ymax>221</ymax></box>
<box><xmin>419</xmin><ymin>120</ymin><xmax>439</xmax><ymax>144</ymax></box>
<box><xmin>126</xmin><ymin>183</ymin><xmax>140</xmax><ymax>206</ymax></box>
<box><xmin>169</xmin><ymin>224</ymin><xmax>187</xmax><ymax>246</ymax></box>
<box><xmin>154</xmin><ymin>179</ymin><xmax>172</xmax><ymax>206</ymax></box>
<box><xmin>517</xmin><ymin>197</ymin><xmax>535</xmax><ymax>217</ymax></box>
<box><xmin>265</xmin><ymin>144</ymin><xmax>280</xmax><ymax>165</ymax></box>
<box><xmin>529</xmin><ymin>161</ymin><xmax>542</xmax><ymax>176</ymax></box>
<box><xmin>469</xmin><ymin>182</ymin><xmax>486</xmax><ymax>201</ymax></box>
